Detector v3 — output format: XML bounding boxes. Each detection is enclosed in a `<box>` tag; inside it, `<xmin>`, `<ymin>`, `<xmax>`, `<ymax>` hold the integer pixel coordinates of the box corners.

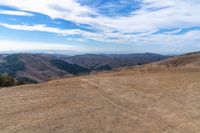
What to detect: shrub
<box><xmin>16</xmin><ymin>80</ymin><xmax>25</xmax><ymax>86</ymax></box>
<box><xmin>0</xmin><ymin>75</ymin><xmax>16</xmax><ymax>87</ymax></box>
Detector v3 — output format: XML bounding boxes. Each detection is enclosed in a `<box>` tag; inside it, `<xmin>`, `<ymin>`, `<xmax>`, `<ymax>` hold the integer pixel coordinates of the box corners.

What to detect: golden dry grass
<box><xmin>1</xmin><ymin>68</ymin><xmax>200</xmax><ymax>133</ymax></box>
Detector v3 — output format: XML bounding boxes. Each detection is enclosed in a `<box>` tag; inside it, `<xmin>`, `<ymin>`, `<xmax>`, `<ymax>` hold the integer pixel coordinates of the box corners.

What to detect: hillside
<box><xmin>0</xmin><ymin>70</ymin><xmax>199</xmax><ymax>133</ymax></box>
<box><xmin>148</xmin><ymin>52</ymin><xmax>200</xmax><ymax>69</ymax></box>
<box><xmin>1</xmin><ymin>52</ymin><xmax>200</xmax><ymax>133</ymax></box>
<box><xmin>16</xmin><ymin>54</ymin><xmax>70</xmax><ymax>83</ymax></box>
<box><xmin>0</xmin><ymin>53</ymin><xmax>169</xmax><ymax>83</ymax></box>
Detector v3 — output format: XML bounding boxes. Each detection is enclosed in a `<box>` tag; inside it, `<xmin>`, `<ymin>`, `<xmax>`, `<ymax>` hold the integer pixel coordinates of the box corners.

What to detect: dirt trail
<box><xmin>81</xmin><ymin>79</ymin><xmax>138</xmax><ymax>118</ymax></box>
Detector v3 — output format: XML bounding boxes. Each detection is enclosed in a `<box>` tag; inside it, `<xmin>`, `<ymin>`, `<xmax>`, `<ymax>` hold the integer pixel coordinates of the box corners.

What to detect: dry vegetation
<box><xmin>1</xmin><ymin>67</ymin><xmax>200</xmax><ymax>133</ymax></box>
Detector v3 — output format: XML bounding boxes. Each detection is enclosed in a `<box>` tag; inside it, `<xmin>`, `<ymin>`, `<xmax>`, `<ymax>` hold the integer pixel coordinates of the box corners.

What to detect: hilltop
<box><xmin>1</xmin><ymin>52</ymin><xmax>200</xmax><ymax>133</ymax></box>
<box><xmin>152</xmin><ymin>51</ymin><xmax>200</xmax><ymax>68</ymax></box>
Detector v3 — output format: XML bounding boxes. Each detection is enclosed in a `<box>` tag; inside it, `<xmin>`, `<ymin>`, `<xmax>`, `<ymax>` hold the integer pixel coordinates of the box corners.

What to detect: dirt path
<box><xmin>81</xmin><ymin>79</ymin><xmax>138</xmax><ymax>118</ymax></box>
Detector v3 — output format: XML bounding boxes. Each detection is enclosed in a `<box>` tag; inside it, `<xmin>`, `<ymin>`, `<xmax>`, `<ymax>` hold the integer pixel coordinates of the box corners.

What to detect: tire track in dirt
<box><xmin>80</xmin><ymin>78</ymin><xmax>139</xmax><ymax>119</ymax></box>
<box><xmin>80</xmin><ymin>78</ymin><xmax>195</xmax><ymax>133</ymax></box>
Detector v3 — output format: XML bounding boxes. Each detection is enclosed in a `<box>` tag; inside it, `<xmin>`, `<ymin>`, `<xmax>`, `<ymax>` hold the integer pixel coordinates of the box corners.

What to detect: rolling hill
<box><xmin>152</xmin><ymin>51</ymin><xmax>200</xmax><ymax>68</ymax></box>
<box><xmin>0</xmin><ymin>52</ymin><xmax>200</xmax><ymax>133</ymax></box>
<box><xmin>138</xmin><ymin>51</ymin><xmax>200</xmax><ymax>71</ymax></box>
<box><xmin>0</xmin><ymin>53</ymin><xmax>170</xmax><ymax>83</ymax></box>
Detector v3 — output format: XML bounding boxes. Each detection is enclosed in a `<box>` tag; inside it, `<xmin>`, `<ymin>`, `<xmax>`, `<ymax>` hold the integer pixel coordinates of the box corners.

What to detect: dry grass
<box><xmin>1</xmin><ymin>68</ymin><xmax>200</xmax><ymax>133</ymax></box>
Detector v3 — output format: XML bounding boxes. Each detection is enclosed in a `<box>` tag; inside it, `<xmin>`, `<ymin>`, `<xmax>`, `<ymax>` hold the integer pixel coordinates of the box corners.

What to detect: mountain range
<box><xmin>0</xmin><ymin>53</ymin><xmax>170</xmax><ymax>83</ymax></box>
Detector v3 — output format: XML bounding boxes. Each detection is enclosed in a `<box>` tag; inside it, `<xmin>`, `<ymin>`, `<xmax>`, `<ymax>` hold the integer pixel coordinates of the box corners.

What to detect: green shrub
<box><xmin>16</xmin><ymin>80</ymin><xmax>25</xmax><ymax>86</ymax></box>
<box><xmin>0</xmin><ymin>75</ymin><xmax>16</xmax><ymax>87</ymax></box>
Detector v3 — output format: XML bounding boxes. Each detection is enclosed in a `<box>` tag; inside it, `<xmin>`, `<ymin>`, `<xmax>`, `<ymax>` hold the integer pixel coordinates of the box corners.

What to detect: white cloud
<box><xmin>1</xmin><ymin>22</ymin><xmax>200</xmax><ymax>47</ymax></box>
<box><xmin>0</xmin><ymin>0</ymin><xmax>95</xmax><ymax>19</ymax></box>
<box><xmin>0</xmin><ymin>23</ymin><xmax>105</xmax><ymax>42</ymax></box>
<box><xmin>0</xmin><ymin>40</ymin><xmax>81</xmax><ymax>51</ymax></box>
<box><xmin>0</xmin><ymin>0</ymin><xmax>200</xmax><ymax>45</ymax></box>
<box><xmin>0</xmin><ymin>10</ymin><xmax>33</xmax><ymax>16</ymax></box>
<box><xmin>0</xmin><ymin>23</ymin><xmax>82</xmax><ymax>35</ymax></box>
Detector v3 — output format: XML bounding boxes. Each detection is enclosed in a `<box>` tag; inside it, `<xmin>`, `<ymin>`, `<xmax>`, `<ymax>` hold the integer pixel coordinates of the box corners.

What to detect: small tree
<box><xmin>0</xmin><ymin>74</ymin><xmax>16</xmax><ymax>87</ymax></box>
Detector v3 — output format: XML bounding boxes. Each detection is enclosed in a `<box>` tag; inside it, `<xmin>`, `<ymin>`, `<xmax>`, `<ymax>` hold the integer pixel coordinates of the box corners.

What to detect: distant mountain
<box><xmin>0</xmin><ymin>50</ymin><xmax>82</xmax><ymax>55</ymax></box>
<box><xmin>0</xmin><ymin>53</ymin><xmax>171</xmax><ymax>83</ymax></box>
<box><xmin>63</xmin><ymin>53</ymin><xmax>170</xmax><ymax>69</ymax></box>
<box><xmin>50</xmin><ymin>59</ymin><xmax>90</xmax><ymax>75</ymax></box>
<box><xmin>0</xmin><ymin>54</ymin><xmax>68</xmax><ymax>83</ymax></box>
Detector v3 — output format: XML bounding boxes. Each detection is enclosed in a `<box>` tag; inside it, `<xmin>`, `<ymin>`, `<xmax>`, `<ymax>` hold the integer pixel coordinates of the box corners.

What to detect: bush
<box><xmin>16</xmin><ymin>80</ymin><xmax>25</xmax><ymax>86</ymax></box>
<box><xmin>0</xmin><ymin>75</ymin><xmax>16</xmax><ymax>87</ymax></box>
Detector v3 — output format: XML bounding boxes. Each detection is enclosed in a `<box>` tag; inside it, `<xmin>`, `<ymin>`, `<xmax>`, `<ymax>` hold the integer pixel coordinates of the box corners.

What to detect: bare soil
<box><xmin>1</xmin><ymin>68</ymin><xmax>200</xmax><ymax>133</ymax></box>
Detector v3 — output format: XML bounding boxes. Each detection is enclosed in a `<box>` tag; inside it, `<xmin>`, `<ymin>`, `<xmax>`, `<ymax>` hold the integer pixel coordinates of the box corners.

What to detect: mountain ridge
<box><xmin>0</xmin><ymin>53</ymin><xmax>170</xmax><ymax>83</ymax></box>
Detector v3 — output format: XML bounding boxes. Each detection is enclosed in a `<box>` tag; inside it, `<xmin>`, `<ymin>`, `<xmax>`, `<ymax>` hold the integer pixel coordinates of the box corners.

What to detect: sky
<box><xmin>0</xmin><ymin>0</ymin><xmax>200</xmax><ymax>54</ymax></box>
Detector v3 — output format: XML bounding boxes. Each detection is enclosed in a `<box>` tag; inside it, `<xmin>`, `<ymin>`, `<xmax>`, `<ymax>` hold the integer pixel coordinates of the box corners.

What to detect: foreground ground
<box><xmin>1</xmin><ymin>68</ymin><xmax>200</xmax><ymax>133</ymax></box>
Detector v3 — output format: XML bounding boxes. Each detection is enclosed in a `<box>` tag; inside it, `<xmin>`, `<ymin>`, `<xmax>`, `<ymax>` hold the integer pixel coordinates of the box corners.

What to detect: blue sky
<box><xmin>0</xmin><ymin>0</ymin><xmax>200</xmax><ymax>54</ymax></box>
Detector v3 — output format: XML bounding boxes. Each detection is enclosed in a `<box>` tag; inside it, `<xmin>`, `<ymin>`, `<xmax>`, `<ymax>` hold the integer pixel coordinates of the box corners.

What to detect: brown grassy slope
<box><xmin>150</xmin><ymin>51</ymin><xmax>200</xmax><ymax>69</ymax></box>
<box><xmin>1</xmin><ymin>67</ymin><xmax>200</xmax><ymax>133</ymax></box>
